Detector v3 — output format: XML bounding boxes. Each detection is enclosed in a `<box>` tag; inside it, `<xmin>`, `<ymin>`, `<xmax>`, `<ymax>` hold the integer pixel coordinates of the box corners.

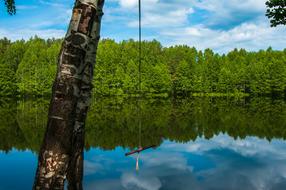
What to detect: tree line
<box><xmin>0</xmin><ymin>37</ymin><xmax>286</xmax><ymax>97</ymax></box>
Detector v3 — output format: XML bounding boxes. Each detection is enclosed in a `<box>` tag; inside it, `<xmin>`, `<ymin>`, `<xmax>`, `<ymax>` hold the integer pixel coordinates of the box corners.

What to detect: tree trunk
<box><xmin>33</xmin><ymin>0</ymin><xmax>104</xmax><ymax>189</ymax></box>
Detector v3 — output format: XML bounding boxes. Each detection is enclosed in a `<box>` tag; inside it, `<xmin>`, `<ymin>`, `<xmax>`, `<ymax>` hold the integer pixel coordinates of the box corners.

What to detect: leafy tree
<box><xmin>218</xmin><ymin>58</ymin><xmax>235</xmax><ymax>93</ymax></box>
<box><xmin>266</xmin><ymin>0</ymin><xmax>286</xmax><ymax>27</ymax></box>
<box><xmin>192</xmin><ymin>50</ymin><xmax>205</xmax><ymax>93</ymax></box>
<box><xmin>16</xmin><ymin>38</ymin><xmax>54</xmax><ymax>96</ymax></box>
<box><xmin>0</xmin><ymin>40</ymin><xmax>26</xmax><ymax>96</ymax></box>
<box><xmin>0</xmin><ymin>37</ymin><xmax>10</xmax><ymax>56</ymax></box>
<box><xmin>0</xmin><ymin>64</ymin><xmax>16</xmax><ymax>96</ymax></box>
<box><xmin>93</xmin><ymin>39</ymin><xmax>122</xmax><ymax>95</ymax></box>
<box><xmin>122</xmin><ymin>60</ymin><xmax>139</xmax><ymax>94</ymax></box>
<box><xmin>3</xmin><ymin>0</ymin><xmax>15</xmax><ymax>15</ymax></box>
<box><xmin>249</xmin><ymin>51</ymin><xmax>272</xmax><ymax>94</ymax></box>
<box><xmin>203</xmin><ymin>49</ymin><xmax>220</xmax><ymax>92</ymax></box>
<box><xmin>175</xmin><ymin>60</ymin><xmax>193</xmax><ymax>95</ymax></box>
<box><xmin>1</xmin><ymin>40</ymin><xmax>26</xmax><ymax>71</ymax></box>
<box><xmin>145</xmin><ymin>62</ymin><xmax>171</xmax><ymax>94</ymax></box>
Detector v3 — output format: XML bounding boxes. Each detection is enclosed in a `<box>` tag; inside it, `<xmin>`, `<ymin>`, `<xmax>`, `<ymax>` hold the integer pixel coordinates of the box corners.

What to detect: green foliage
<box><xmin>16</xmin><ymin>37</ymin><xmax>59</xmax><ymax>96</ymax></box>
<box><xmin>3</xmin><ymin>0</ymin><xmax>16</xmax><ymax>15</ymax></box>
<box><xmin>0</xmin><ymin>40</ymin><xmax>26</xmax><ymax>96</ymax></box>
<box><xmin>266</xmin><ymin>0</ymin><xmax>286</xmax><ymax>27</ymax></box>
<box><xmin>175</xmin><ymin>60</ymin><xmax>193</xmax><ymax>94</ymax></box>
<box><xmin>0</xmin><ymin>37</ymin><xmax>285</xmax><ymax>97</ymax></box>
<box><xmin>0</xmin><ymin>37</ymin><xmax>11</xmax><ymax>56</ymax></box>
<box><xmin>93</xmin><ymin>39</ymin><xmax>123</xmax><ymax>95</ymax></box>
<box><xmin>0</xmin><ymin>63</ymin><xmax>17</xmax><ymax>96</ymax></box>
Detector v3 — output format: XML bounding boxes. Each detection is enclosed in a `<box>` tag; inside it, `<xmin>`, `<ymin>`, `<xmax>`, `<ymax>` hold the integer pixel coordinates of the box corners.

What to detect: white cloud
<box><xmin>109</xmin><ymin>0</ymin><xmax>285</xmax><ymax>53</ymax></box>
<box><xmin>112</xmin><ymin>0</ymin><xmax>195</xmax><ymax>28</ymax></box>
<box><xmin>117</xmin><ymin>0</ymin><xmax>138</xmax><ymax>9</ymax></box>
<box><xmin>82</xmin><ymin>133</ymin><xmax>286</xmax><ymax>190</ymax></box>
<box><xmin>140</xmin><ymin>152</ymin><xmax>188</xmax><ymax>171</ymax></box>
<box><xmin>194</xmin><ymin>0</ymin><xmax>266</xmax><ymax>13</ymax></box>
<box><xmin>121</xmin><ymin>172</ymin><xmax>162</xmax><ymax>190</ymax></box>
<box><xmin>163</xmin><ymin>134</ymin><xmax>286</xmax><ymax>158</ymax></box>
<box><xmin>160</xmin><ymin>19</ymin><xmax>286</xmax><ymax>53</ymax></box>
<box><xmin>118</xmin><ymin>0</ymin><xmax>160</xmax><ymax>9</ymax></box>
<box><xmin>128</xmin><ymin>7</ymin><xmax>194</xmax><ymax>28</ymax></box>
<box><xmin>0</xmin><ymin>28</ymin><xmax>66</xmax><ymax>41</ymax></box>
<box><xmin>0</xmin><ymin>0</ymin><xmax>284</xmax><ymax>53</ymax></box>
<box><xmin>85</xmin><ymin>179</ymin><xmax>124</xmax><ymax>190</ymax></box>
<box><xmin>84</xmin><ymin>160</ymin><xmax>103</xmax><ymax>176</ymax></box>
<box><xmin>17</xmin><ymin>5</ymin><xmax>38</xmax><ymax>10</ymax></box>
<box><xmin>142</xmin><ymin>135</ymin><xmax>286</xmax><ymax>189</ymax></box>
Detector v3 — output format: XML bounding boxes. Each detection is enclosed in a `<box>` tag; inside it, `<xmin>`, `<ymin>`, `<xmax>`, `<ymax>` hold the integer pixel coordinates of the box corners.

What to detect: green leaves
<box><xmin>266</xmin><ymin>0</ymin><xmax>286</xmax><ymax>27</ymax></box>
<box><xmin>0</xmin><ymin>40</ymin><xmax>25</xmax><ymax>97</ymax></box>
<box><xmin>15</xmin><ymin>37</ymin><xmax>59</xmax><ymax>97</ymax></box>
<box><xmin>4</xmin><ymin>0</ymin><xmax>16</xmax><ymax>15</ymax></box>
<box><xmin>0</xmin><ymin>37</ymin><xmax>285</xmax><ymax>97</ymax></box>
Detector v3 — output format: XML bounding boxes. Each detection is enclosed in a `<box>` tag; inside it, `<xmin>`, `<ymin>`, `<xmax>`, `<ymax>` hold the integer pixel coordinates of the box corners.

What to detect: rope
<box><xmin>138</xmin><ymin>0</ymin><xmax>142</xmax><ymax>149</ymax></box>
<box><xmin>138</xmin><ymin>0</ymin><xmax>142</xmax><ymax>93</ymax></box>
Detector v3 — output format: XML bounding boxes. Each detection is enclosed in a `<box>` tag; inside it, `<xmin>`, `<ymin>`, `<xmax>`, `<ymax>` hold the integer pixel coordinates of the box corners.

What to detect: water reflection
<box><xmin>82</xmin><ymin>136</ymin><xmax>286</xmax><ymax>190</ymax></box>
<box><xmin>1</xmin><ymin>97</ymin><xmax>286</xmax><ymax>151</ymax></box>
<box><xmin>0</xmin><ymin>97</ymin><xmax>286</xmax><ymax>189</ymax></box>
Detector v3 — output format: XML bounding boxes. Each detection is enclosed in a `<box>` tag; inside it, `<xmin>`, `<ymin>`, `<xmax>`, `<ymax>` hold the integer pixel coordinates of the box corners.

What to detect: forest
<box><xmin>0</xmin><ymin>37</ymin><xmax>286</xmax><ymax>98</ymax></box>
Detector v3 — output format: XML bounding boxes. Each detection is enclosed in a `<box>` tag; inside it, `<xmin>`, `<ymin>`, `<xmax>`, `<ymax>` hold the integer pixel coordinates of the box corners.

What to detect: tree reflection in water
<box><xmin>0</xmin><ymin>97</ymin><xmax>286</xmax><ymax>188</ymax></box>
<box><xmin>1</xmin><ymin>97</ymin><xmax>286</xmax><ymax>152</ymax></box>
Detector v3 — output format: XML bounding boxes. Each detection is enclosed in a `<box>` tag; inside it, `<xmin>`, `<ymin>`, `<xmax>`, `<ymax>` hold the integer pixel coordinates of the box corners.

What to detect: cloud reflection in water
<box><xmin>83</xmin><ymin>134</ymin><xmax>286</xmax><ymax>190</ymax></box>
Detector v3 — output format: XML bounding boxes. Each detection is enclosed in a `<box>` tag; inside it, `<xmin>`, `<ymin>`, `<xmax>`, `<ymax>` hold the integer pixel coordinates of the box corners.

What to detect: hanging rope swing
<box><xmin>125</xmin><ymin>0</ymin><xmax>156</xmax><ymax>161</ymax></box>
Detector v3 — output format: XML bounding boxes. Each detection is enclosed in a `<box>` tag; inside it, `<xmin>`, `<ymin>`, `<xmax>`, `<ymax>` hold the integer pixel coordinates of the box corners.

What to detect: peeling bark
<box><xmin>33</xmin><ymin>1</ymin><xmax>104</xmax><ymax>190</ymax></box>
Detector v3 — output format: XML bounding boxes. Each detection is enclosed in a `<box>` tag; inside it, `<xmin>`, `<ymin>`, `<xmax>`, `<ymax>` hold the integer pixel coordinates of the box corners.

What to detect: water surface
<box><xmin>0</xmin><ymin>97</ymin><xmax>286</xmax><ymax>190</ymax></box>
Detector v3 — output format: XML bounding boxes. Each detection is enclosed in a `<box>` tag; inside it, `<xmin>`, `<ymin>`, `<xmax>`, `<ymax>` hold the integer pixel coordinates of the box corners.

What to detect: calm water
<box><xmin>0</xmin><ymin>97</ymin><xmax>286</xmax><ymax>190</ymax></box>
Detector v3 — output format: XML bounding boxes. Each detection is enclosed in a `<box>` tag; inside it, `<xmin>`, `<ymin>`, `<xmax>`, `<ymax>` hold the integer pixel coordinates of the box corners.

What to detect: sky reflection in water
<box><xmin>82</xmin><ymin>135</ymin><xmax>286</xmax><ymax>190</ymax></box>
<box><xmin>1</xmin><ymin>97</ymin><xmax>286</xmax><ymax>189</ymax></box>
<box><xmin>1</xmin><ymin>134</ymin><xmax>286</xmax><ymax>190</ymax></box>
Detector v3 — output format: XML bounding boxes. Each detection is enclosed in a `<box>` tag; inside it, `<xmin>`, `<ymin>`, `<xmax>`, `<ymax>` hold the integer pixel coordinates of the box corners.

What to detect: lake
<box><xmin>0</xmin><ymin>97</ymin><xmax>286</xmax><ymax>190</ymax></box>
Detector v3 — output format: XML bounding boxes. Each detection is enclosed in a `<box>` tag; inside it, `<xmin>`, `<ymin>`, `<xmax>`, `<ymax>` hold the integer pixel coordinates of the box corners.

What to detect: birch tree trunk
<box><xmin>33</xmin><ymin>0</ymin><xmax>104</xmax><ymax>189</ymax></box>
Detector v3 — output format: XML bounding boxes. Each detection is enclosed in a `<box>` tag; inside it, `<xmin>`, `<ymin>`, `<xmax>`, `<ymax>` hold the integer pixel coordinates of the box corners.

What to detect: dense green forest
<box><xmin>1</xmin><ymin>97</ymin><xmax>286</xmax><ymax>152</ymax></box>
<box><xmin>0</xmin><ymin>37</ymin><xmax>286</xmax><ymax>97</ymax></box>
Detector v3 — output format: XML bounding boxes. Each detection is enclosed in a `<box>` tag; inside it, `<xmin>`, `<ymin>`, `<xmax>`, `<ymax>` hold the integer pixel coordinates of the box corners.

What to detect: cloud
<box><xmin>163</xmin><ymin>134</ymin><xmax>286</xmax><ymax>158</ymax></box>
<box><xmin>0</xmin><ymin>0</ymin><xmax>284</xmax><ymax>53</ymax></box>
<box><xmin>127</xmin><ymin>8</ymin><xmax>194</xmax><ymax>28</ymax></box>
<box><xmin>82</xmin><ymin>133</ymin><xmax>286</xmax><ymax>190</ymax></box>
<box><xmin>85</xmin><ymin>179</ymin><xmax>124</xmax><ymax>190</ymax></box>
<box><xmin>117</xmin><ymin>0</ymin><xmax>194</xmax><ymax>28</ymax></box>
<box><xmin>17</xmin><ymin>5</ymin><xmax>38</xmax><ymax>10</ymax></box>
<box><xmin>140</xmin><ymin>135</ymin><xmax>286</xmax><ymax>189</ymax></box>
<box><xmin>117</xmin><ymin>0</ymin><xmax>138</xmax><ymax>9</ymax></box>
<box><xmin>160</xmin><ymin>19</ymin><xmax>286</xmax><ymax>53</ymax></box>
<box><xmin>121</xmin><ymin>172</ymin><xmax>162</xmax><ymax>190</ymax></box>
<box><xmin>140</xmin><ymin>152</ymin><xmax>189</xmax><ymax>171</ymax></box>
<box><xmin>0</xmin><ymin>0</ymin><xmax>72</xmax><ymax>41</ymax></box>
<box><xmin>0</xmin><ymin>28</ymin><xmax>66</xmax><ymax>40</ymax></box>
<box><xmin>192</xmin><ymin>0</ymin><xmax>266</xmax><ymax>28</ymax></box>
<box><xmin>84</xmin><ymin>160</ymin><xmax>103</xmax><ymax>176</ymax></box>
<box><xmin>110</xmin><ymin>0</ymin><xmax>285</xmax><ymax>53</ymax></box>
<box><xmin>192</xmin><ymin>0</ymin><xmax>266</xmax><ymax>16</ymax></box>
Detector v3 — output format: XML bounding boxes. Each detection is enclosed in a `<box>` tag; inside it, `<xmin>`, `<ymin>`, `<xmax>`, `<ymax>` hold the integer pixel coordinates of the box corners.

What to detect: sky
<box><xmin>0</xmin><ymin>0</ymin><xmax>285</xmax><ymax>53</ymax></box>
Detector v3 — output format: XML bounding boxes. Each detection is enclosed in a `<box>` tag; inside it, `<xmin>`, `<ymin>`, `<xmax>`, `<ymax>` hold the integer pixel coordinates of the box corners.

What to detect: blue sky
<box><xmin>0</xmin><ymin>0</ymin><xmax>285</xmax><ymax>53</ymax></box>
